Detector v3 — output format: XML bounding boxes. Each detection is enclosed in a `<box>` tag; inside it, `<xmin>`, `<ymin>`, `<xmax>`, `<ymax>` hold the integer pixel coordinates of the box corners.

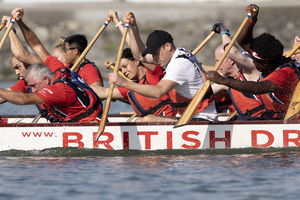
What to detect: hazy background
<box><xmin>0</xmin><ymin>0</ymin><xmax>299</xmax><ymax>81</ymax></box>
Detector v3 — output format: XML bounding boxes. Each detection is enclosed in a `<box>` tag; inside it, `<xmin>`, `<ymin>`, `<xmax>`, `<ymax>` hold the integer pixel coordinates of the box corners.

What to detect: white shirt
<box><xmin>163</xmin><ymin>48</ymin><xmax>204</xmax><ymax>99</ymax></box>
<box><xmin>162</xmin><ymin>48</ymin><xmax>217</xmax><ymax>121</ymax></box>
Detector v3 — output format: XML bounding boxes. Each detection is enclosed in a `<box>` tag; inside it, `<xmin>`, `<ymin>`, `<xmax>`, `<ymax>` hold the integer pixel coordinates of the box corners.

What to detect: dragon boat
<box><xmin>0</xmin><ymin>114</ymin><xmax>299</xmax><ymax>151</ymax></box>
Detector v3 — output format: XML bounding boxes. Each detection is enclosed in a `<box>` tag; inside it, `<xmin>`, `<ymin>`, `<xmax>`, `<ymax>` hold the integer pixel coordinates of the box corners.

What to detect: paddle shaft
<box><xmin>285</xmin><ymin>42</ymin><xmax>300</xmax><ymax>58</ymax></box>
<box><xmin>284</xmin><ymin>81</ymin><xmax>300</xmax><ymax>122</ymax></box>
<box><xmin>31</xmin><ymin>113</ymin><xmax>42</xmax><ymax>123</ymax></box>
<box><xmin>96</xmin><ymin>24</ymin><xmax>129</xmax><ymax>140</ymax></box>
<box><xmin>0</xmin><ymin>18</ymin><xmax>15</xmax><ymax>51</ymax></box>
<box><xmin>0</xmin><ymin>23</ymin><xmax>6</xmax><ymax>31</ymax></box>
<box><xmin>175</xmin><ymin>15</ymin><xmax>251</xmax><ymax>128</ymax></box>
<box><xmin>105</xmin><ymin>62</ymin><xmax>132</xmax><ymax>81</ymax></box>
<box><xmin>191</xmin><ymin>31</ymin><xmax>215</xmax><ymax>55</ymax></box>
<box><xmin>70</xmin><ymin>18</ymin><xmax>110</xmax><ymax>72</ymax></box>
<box><xmin>282</xmin><ymin>42</ymin><xmax>300</xmax><ymax>122</ymax></box>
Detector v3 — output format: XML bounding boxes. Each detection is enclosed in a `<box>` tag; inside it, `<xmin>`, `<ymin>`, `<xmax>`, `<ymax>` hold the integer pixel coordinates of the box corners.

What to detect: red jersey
<box><xmin>259</xmin><ymin>66</ymin><xmax>299</xmax><ymax>118</ymax></box>
<box><xmin>10</xmin><ymin>80</ymin><xmax>28</xmax><ymax>92</ymax></box>
<box><xmin>66</xmin><ymin>60</ymin><xmax>103</xmax><ymax>86</ymax></box>
<box><xmin>38</xmin><ymin>56</ymin><xmax>102</xmax><ymax>122</ymax></box>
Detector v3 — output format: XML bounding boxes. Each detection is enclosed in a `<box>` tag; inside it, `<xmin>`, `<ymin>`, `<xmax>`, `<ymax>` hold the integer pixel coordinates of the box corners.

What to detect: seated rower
<box><xmin>206</xmin><ymin>4</ymin><xmax>300</xmax><ymax>120</ymax></box>
<box><xmin>98</xmin><ymin>48</ymin><xmax>174</xmax><ymax>118</ymax></box>
<box><xmin>211</xmin><ymin>22</ymin><xmax>261</xmax><ymax>116</ymax></box>
<box><xmin>11</xmin><ymin>8</ymin><xmax>104</xmax><ymax>99</ymax></box>
<box><xmin>0</xmin><ymin>63</ymin><xmax>101</xmax><ymax>123</ymax></box>
<box><xmin>109</xmin><ymin>12</ymin><xmax>218</xmax><ymax>122</ymax></box>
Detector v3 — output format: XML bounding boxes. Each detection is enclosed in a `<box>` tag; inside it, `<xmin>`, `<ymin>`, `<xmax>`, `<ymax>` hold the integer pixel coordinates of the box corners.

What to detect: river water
<box><xmin>1</xmin><ymin>81</ymin><xmax>300</xmax><ymax>199</ymax></box>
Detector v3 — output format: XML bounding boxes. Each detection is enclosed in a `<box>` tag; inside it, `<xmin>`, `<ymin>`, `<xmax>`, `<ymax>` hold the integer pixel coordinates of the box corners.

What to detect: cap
<box><xmin>142</xmin><ymin>30</ymin><xmax>173</xmax><ymax>56</ymax></box>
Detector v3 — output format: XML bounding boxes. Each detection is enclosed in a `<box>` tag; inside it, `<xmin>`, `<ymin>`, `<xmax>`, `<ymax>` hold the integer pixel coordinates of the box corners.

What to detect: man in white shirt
<box><xmin>109</xmin><ymin>27</ymin><xmax>217</xmax><ymax>122</ymax></box>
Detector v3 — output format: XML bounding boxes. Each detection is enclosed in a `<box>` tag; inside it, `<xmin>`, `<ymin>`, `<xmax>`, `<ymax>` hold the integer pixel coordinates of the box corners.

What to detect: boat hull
<box><xmin>1</xmin><ymin>119</ymin><xmax>300</xmax><ymax>151</ymax></box>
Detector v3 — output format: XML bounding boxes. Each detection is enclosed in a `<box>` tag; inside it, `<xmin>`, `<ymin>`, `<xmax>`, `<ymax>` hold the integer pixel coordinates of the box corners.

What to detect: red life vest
<box><xmin>42</xmin><ymin>68</ymin><xmax>103</xmax><ymax>123</ymax></box>
<box><xmin>127</xmin><ymin>74</ymin><xmax>175</xmax><ymax>117</ymax></box>
<box><xmin>214</xmin><ymin>92</ymin><xmax>235</xmax><ymax>113</ymax></box>
<box><xmin>230</xmin><ymin>61</ymin><xmax>300</xmax><ymax>119</ymax></box>
<box><xmin>229</xmin><ymin>73</ymin><xmax>264</xmax><ymax>117</ymax></box>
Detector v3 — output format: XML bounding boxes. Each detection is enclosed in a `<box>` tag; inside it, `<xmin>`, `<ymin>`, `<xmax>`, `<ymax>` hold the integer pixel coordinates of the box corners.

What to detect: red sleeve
<box><xmin>145</xmin><ymin>65</ymin><xmax>164</xmax><ymax>85</ymax></box>
<box><xmin>117</xmin><ymin>87</ymin><xmax>130</xmax><ymax>100</ymax></box>
<box><xmin>10</xmin><ymin>80</ymin><xmax>28</xmax><ymax>92</ymax></box>
<box><xmin>78</xmin><ymin>64</ymin><xmax>103</xmax><ymax>85</ymax></box>
<box><xmin>44</xmin><ymin>56</ymin><xmax>66</xmax><ymax>73</ymax></box>
<box><xmin>35</xmin><ymin>83</ymin><xmax>77</xmax><ymax>106</ymax></box>
<box><xmin>261</xmin><ymin>67</ymin><xmax>296</xmax><ymax>92</ymax></box>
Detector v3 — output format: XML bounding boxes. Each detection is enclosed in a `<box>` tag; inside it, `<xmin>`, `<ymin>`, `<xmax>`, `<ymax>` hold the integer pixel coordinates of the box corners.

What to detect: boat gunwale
<box><xmin>1</xmin><ymin>118</ymin><xmax>299</xmax><ymax>127</ymax></box>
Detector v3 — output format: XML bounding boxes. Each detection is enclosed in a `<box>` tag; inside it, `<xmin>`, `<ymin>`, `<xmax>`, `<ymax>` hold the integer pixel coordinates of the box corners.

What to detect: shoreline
<box><xmin>0</xmin><ymin>2</ymin><xmax>299</xmax><ymax>81</ymax></box>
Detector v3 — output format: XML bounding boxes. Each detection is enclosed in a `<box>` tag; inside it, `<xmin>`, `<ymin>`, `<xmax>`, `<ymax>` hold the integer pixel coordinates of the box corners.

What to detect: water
<box><xmin>0</xmin><ymin>150</ymin><xmax>300</xmax><ymax>199</ymax></box>
<box><xmin>1</xmin><ymin>82</ymin><xmax>300</xmax><ymax>199</ymax></box>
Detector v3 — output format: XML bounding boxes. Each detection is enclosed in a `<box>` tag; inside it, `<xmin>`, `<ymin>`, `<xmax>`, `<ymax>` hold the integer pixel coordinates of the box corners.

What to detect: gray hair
<box><xmin>25</xmin><ymin>63</ymin><xmax>54</xmax><ymax>82</ymax></box>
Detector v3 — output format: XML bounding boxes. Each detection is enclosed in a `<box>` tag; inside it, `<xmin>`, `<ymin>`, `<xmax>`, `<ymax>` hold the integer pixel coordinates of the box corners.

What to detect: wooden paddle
<box><xmin>96</xmin><ymin>20</ymin><xmax>130</xmax><ymax>140</ymax></box>
<box><xmin>70</xmin><ymin>17</ymin><xmax>111</xmax><ymax>71</ymax></box>
<box><xmin>284</xmin><ymin>42</ymin><xmax>300</xmax><ymax>57</ymax></box>
<box><xmin>0</xmin><ymin>22</ymin><xmax>6</xmax><ymax>31</ymax></box>
<box><xmin>284</xmin><ymin>82</ymin><xmax>300</xmax><ymax>122</ymax></box>
<box><xmin>175</xmin><ymin>14</ymin><xmax>252</xmax><ymax>128</ymax></box>
<box><xmin>192</xmin><ymin>31</ymin><xmax>216</xmax><ymax>55</ymax></box>
<box><xmin>104</xmin><ymin>60</ymin><xmax>132</xmax><ymax>81</ymax></box>
<box><xmin>282</xmin><ymin>42</ymin><xmax>300</xmax><ymax>122</ymax></box>
<box><xmin>31</xmin><ymin>113</ymin><xmax>42</xmax><ymax>123</ymax></box>
<box><xmin>0</xmin><ymin>17</ymin><xmax>15</xmax><ymax>51</ymax></box>
<box><xmin>285</xmin><ymin>42</ymin><xmax>300</xmax><ymax>58</ymax></box>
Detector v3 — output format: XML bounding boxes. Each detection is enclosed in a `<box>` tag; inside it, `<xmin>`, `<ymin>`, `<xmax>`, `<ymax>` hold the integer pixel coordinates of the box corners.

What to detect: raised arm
<box><xmin>123</xmin><ymin>13</ymin><xmax>156</xmax><ymax>68</ymax></box>
<box><xmin>12</xmin><ymin>8</ymin><xmax>50</xmax><ymax>62</ymax></box>
<box><xmin>237</xmin><ymin>4</ymin><xmax>259</xmax><ymax>53</ymax></box>
<box><xmin>212</xmin><ymin>21</ymin><xmax>257</xmax><ymax>74</ymax></box>
<box><xmin>1</xmin><ymin>16</ymin><xmax>41</xmax><ymax>65</ymax></box>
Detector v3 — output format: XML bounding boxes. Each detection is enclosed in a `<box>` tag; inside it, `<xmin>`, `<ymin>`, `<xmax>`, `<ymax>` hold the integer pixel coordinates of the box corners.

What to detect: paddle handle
<box><xmin>175</xmin><ymin>14</ymin><xmax>251</xmax><ymax>128</ymax></box>
<box><xmin>283</xmin><ymin>81</ymin><xmax>300</xmax><ymax>122</ymax></box>
<box><xmin>96</xmin><ymin>22</ymin><xmax>130</xmax><ymax>140</ymax></box>
<box><xmin>0</xmin><ymin>18</ymin><xmax>15</xmax><ymax>51</ymax></box>
<box><xmin>191</xmin><ymin>31</ymin><xmax>215</xmax><ymax>55</ymax></box>
<box><xmin>70</xmin><ymin>18</ymin><xmax>111</xmax><ymax>72</ymax></box>
<box><xmin>285</xmin><ymin>42</ymin><xmax>300</xmax><ymax>58</ymax></box>
<box><xmin>0</xmin><ymin>23</ymin><xmax>6</xmax><ymax>31</ymax></box>
<box><xmin>104</xmin><ymin>60</ymin><xmax>132</xmax><ymax>81</ymax></box>
<box><xmin>225</xmin><ymin>110</ymin><xmax>238</xmax><ymax>121</ymax></box>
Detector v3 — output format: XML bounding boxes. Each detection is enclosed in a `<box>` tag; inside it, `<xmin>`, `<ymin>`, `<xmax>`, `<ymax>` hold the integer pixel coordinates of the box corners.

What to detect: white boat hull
<box><xmin>1</xmin><ymin>118</ymin><xmax>299</xmax><ymax>151</ymax></box>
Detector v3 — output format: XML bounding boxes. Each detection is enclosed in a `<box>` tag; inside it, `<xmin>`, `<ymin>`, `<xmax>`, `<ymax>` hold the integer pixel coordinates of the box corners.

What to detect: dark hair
<box><xmin>64</xmin><ymin>34</ymin><xmax>87</xmax><ymax>53</ymax></box>
<box><xmin>121</xmin><ymin>48</ymin><xmax>135</xmax><ymax>61</ymax></box>
<box><xmin>250</xmin><ymin>33</ymin><xmax>283</xmax><ymax>61</ymax></box>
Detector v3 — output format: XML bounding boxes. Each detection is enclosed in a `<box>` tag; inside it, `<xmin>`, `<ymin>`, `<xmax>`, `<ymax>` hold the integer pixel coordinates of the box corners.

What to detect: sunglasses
<box><xmin>64</xmin><ymin>47</ymin><xmax>77</xmax><ymax>53</ymax></box>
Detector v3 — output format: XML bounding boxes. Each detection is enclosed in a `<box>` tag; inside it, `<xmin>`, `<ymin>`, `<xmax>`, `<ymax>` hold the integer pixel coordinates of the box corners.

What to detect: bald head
<box><xmin>214</xmin><ymin>44</ymin><xmax>239</xmax><ymax>78</ymax></box>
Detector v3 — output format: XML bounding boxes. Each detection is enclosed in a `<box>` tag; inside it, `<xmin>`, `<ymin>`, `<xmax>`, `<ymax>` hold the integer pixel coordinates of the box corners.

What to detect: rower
<box><xmin>206</xmin><ymin>4</ymin><xmax>300</xmax><ymax>120</ymax></box>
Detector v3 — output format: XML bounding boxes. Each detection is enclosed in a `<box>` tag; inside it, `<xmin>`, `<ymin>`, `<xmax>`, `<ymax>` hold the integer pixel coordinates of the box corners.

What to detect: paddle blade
<box><xmin>284</xmin><ymin>82</ymin><xmax>300</xmax><ymax>122</ymax></box>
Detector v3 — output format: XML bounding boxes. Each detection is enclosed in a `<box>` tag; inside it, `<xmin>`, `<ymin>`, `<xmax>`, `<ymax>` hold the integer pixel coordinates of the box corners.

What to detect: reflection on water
<box><xmin>0</xmin><ymin>151</ymin><xmax>300</xmax><ymax>199</ymax></box>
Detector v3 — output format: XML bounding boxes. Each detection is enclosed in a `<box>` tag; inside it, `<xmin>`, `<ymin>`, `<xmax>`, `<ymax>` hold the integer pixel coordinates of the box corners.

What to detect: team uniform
<box><xmin>33</xmin><ymin>56</ymin><xmax>102</xmax><ymax>123</ymax></box>
<box><xmin>10</xmin><ymin>79</ymin><xmax>28</xmax><ymax>92</ymax></box>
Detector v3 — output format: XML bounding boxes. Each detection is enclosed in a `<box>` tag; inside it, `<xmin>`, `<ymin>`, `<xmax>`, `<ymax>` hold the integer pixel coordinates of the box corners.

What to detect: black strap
<box><xmin>65</xmin><ymin>97</ymin><xmax>102</xmax><ymax>122</ymax></box>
